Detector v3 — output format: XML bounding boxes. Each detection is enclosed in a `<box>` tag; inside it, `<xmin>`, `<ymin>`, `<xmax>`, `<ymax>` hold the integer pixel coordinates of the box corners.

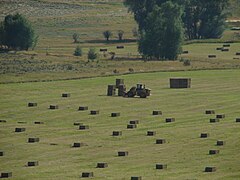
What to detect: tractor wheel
<box><xmin>139</xmin><ymin>92</ymin><xmax>147</xmax><ymax>98</ymax></box>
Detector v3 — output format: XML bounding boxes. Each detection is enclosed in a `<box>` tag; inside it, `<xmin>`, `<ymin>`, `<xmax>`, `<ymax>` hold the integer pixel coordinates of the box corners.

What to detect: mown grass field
<box><xmin>1</xmin><ymin>69</ymin><xmax>240</xmax><ymax>179</ymax></box>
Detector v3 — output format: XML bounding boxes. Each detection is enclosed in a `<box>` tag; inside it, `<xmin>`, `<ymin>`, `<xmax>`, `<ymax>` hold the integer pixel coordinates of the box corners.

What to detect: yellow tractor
<box><xmin>125</xmin><ymin>84</ymin><xmax>151</xmax><ymax>98</ymax></box>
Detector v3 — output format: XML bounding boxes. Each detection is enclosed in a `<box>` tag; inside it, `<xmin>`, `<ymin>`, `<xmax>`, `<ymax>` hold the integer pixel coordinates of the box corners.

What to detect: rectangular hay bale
<box><xmin>210</xmin><ymin>118</ymin><xmax>220</xmax><ymax>123</ymax></box>
<box><xmin>216</xmin><ymin>114</ymin><xmax>225</xmax><ymax>119</ymax></box>
<box><xmin>112</xmin><ymin>131</ymin><xmax>122</xmax><ymax>136</ymax></box>
<box><xmin>205</xmin><ymin>110</ymin><xmax>215</xmax><ymax>114</ymax></box>
<box><xmin>129</xmin><ymin>120</ymin><xmax>139</xmax><ymax>124</ymax></box>
<box><xmin>107</xmin><ymin>85</ymin><xmax>116</xmax><ymax>96</ymax></box>
<box><xmin>0</xmin><ymin>120</ymin><xmax>6</xmax><ymax>123</ymax></box>
<box><xmin>156</xmin><ymin>164</ymin><xmax>167</xmax><ymax>169</ymax></box>
<box><xmin>236</xmin><ymin>52</ymin><xmax>240</xmax><ymax>55</ymax></box>
<box><xmin>131</xmin><ymin>177</ymin><xmax>142</xmax><ymax>180</ymax></box>
<box><xmin>28</xmin><ymin>138</ymin><xmax>40</xmax><ymax>143</ymax></box>
<box><xmin>216</xmin><ymin>140</ymin><xmax>225</xmax><ymax>146</ymax></box>
<box><xmin>1</xmin><ymin>172</ymin><xmax>12</xmax><ymax>178</ymax></box>
<box><xmin>34</xmin><ymin>121</ymin><xmax>44</xmax><ymax>124</ymax></box>
<box><xmin>49</xmin><ymin>105</ymin><xmax>58</xmax><ymax>109</ymax></box>
<box><xmin>111</xmin><ymin>112</ymin><xmax>120</xmax><ymax>117</ymax></box>
<box><xmin>116</xmin><ymin>79</ymin><xmax>124</xmax><ymax>88</ymax></box>
<box><xmin>97</xmin><ymin>162</ymin><xmax>108</xmax><ymax>168</ymax></box>
<box><xmin>90</xmin><ymin>110</ymin><xmax>99</xmax><ymax>115</ymax></box>
<box><xmin>209</xmin><ymin>150</ymin><xmax>220</xmax><ymax>155</ymax></box>
<box><xmin>205</xmin><ymin>167</ymin><xmax>216</xmax><ymax>172</ymax></box>
<box><xmin>73</xmin><ymin>122</ymin><xmax>83</xmax><ymax>126</ymax></box>
<box><xmin>156</xmin><ymin>139</ymin><xmax>166</xmax><ymax>144</ymax></box>
<box><xmin>28</xmin><ymin>102</ymin><xmax>37</xmax><ymax>107</ymax></box>
<box><xmin>27</xmin><ymin>161</ymin><xmax>39</xmax><ymax>166</ymax></box>
<box><xmin>118</xmin><ymin>151</ymin><xmax>128</xmax><ymax>156</ymax></box>
<box><xmin>152</xmin><ymin>111</ymin><xmax>162</xmax><ymax>115</ymax></box>
<box><xmin>165</xmin><ymin>118</ymin><xmax>175</xmax><ymax>123</ymax></box>
<box><xmin>147</xmin><ymin>131</ymin><xmax>156</xmax><ymax>136</ymax></box>
<box><xmin>221</xmin><ymin>48</ymin><xmax>229</xmax><ymax>52</ymax></box>
<box><xmin>79</xmin><ymin>125</ymin><xmax>89</xmax><ymax>130</ymax></box>
<box><xmin>170</xmin><ymin>78</ymin><xmax>191</xmax><ymax>88</ymax></box>
<box><xmin>78</xmin><ymin>106</ymin><xmax>88</xmax><ymax>111</ymax></box>
<box><xmin>223</xmin><ymin>44</ymin><xmax>230</xmax><ymax>47</ymax></box>
<box><xmin>236</xmin><ymin>118</ymin><xmax>240</xmax><ymax>122</ymax></box>
<box><xmin>200</xmin><ymin>133</ymin><xmax>209</xmax><ymax>138</ymax></box>
<box><xmin>81</xmin><ymin>172</ymin><xmax>93</xmax><ymax>178</ymax></box>
<box><xmin>127</xmin><ymin>124</ymin><xmax>137</xmax><ymax>129</ymax></box>
<box><xmin>116</xmin><ymin>46</ymin><xmax>124</xmax><ymax>49</ymax></box>
<box><xmin>0</xmin><ymin>151</ymin><xmax>4</xmax><ymax>156</ymax></box>
<box><xmin>15</xmin><ymin>128</ymin><xmax>26</xmax><ymax>132</ymax></box>
<box><xmin>118</xmin><ymin>84</ymin><xmax>126</xmax><ymax>96</ymax></box>
<box><xmin>72</xmin><ymin>143</ymin><xmax>84</xmax><ymax>148</ymax></box>
<box><xmin>208</xmin><ymin>55</ymin><xmax>216</xmax><ymax>58</ymax></box>
<box><xmin>62</xmin><ymin>93</ymin><xmax>70</xmax><ymax>97</ymax></box>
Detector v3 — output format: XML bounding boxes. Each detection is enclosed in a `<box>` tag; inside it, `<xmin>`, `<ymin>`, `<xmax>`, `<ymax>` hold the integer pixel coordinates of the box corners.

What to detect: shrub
<box><xmin>74</xmin><ymin>46</ymin><xmax>82</xmax><ymax>56</ymax></box>
<box><xmin>88</xmin><ymin>48</ymin><xmax>97</xmax><ymax>61</ymax></box>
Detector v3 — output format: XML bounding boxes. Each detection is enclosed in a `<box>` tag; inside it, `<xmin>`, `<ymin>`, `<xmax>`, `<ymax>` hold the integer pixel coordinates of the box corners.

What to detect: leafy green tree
<box><xmin>139</xmin><ymin>2</ymin><xmax>183</xmax><ymax>60</ymax></box>
<box><xmin>103</xmin><ymin>30</ymin><xmax>112</xmax><ymax>41</ymax></box>
<box><xmin>1</xmin><ymin>13</ymin><xmax>36</xmax><ymax>50</ymax></box>
<box><xmin>88</xmin><ymin>48</ymin><xmax>97</xmax><ymax>61</ymax></box>
<box><xmin>74</xmin><ymin>46</ymin><xmax>82</xmax><ymax>56</ymax></box>
<box><xmin>183</xmin><ymin>0</ymin><xmax>229</xmax><ymax>39</ymax></box>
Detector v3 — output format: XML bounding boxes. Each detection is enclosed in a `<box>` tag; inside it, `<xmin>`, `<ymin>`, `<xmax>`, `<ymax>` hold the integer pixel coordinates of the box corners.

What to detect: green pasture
<box><xmin>1</xmin><ymin>70</ymin><xmax>240</xmax><ymax>179</ymax></box>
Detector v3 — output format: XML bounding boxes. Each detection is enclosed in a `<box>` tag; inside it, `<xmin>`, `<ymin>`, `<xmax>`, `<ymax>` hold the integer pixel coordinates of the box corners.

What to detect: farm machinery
<box><xmin>107</xmin><ymin>79</ymin><xmax>151</xmax><ymax>98</ymax></box>
<box><xmin>125</xmin><ymin>83</ymin><xmax>151</xmax><ymax>98</ymax></box>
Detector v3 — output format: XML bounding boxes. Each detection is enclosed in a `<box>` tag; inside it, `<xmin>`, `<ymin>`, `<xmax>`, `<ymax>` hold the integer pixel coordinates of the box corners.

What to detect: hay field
<box><xmin>0</xmin><ymin>69</ymin><xmax>240</xmax><ymax>179</ymax></box>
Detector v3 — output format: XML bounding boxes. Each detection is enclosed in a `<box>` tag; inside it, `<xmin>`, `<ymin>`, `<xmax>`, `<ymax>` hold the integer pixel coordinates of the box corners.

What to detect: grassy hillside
<box><xmin>0</xmin><ymin>70</ymin><xmax>240</xmax><ymax>179</ymax></box>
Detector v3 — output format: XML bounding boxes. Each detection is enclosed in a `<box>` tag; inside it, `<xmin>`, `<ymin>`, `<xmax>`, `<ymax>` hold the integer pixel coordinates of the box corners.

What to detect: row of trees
<box><xmin>124</xmin><ymin>0</ymin><xmax>229</xmax><ymax>60</ymax></box>
<box><xmin>0</xmin><ymin>13</ymin><xmax>37</xmax><ymax>51</ymax></box>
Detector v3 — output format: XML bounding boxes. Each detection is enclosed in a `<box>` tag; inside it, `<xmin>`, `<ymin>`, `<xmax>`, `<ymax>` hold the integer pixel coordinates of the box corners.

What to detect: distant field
<box><xmin>0</xmin><ymin>70</ymin><xmax>240</xmax><ymax>179</ymax></box>
<box><xmin>0</xmin><ymin>0</ymin><xmax>240</xmax><ymax>83</ymax></box>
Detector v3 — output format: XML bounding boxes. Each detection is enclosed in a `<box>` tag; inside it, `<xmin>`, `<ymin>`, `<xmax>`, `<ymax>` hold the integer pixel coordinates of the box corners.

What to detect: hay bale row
<box><xmin>209</xmin><ymin>150</ymin><xmax>219</xmax><ymax>155</ymax></box>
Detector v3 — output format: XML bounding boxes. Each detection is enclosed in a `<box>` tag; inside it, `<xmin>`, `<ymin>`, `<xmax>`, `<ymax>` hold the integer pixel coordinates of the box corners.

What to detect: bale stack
<box><xmin>118</xmin><ymin>84</ymin><xmax>126</xmax><ymax>96</ymax></box>
<box><xmin>116</xmin><ymin>79</ymin><xmax>124</xmax><ymax>88</ymax></box>
<box><xmin>107</xmin><ymin>85</ymin><xmax>116</xmax><ymax>96</ymax></box>
<box><xmin>170</xmin><ymin>78</ymin><xmax>191</xmax><ymax>88</ymax></box>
